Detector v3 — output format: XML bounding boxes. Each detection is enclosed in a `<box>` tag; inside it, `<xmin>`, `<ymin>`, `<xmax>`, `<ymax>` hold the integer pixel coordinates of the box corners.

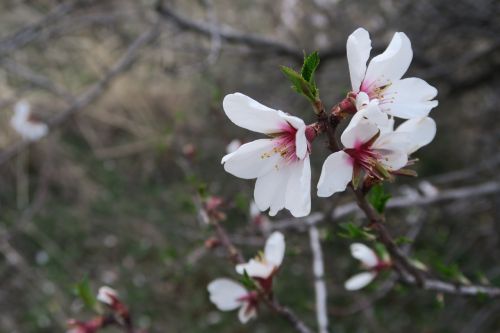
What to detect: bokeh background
<box><xmin>0</xmin><ymin>0</ymin><xmax>499</xmax><ymax>332</ymax></box>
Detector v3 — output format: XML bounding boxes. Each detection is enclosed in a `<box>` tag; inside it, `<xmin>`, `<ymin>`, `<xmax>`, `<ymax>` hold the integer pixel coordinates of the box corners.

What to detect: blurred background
<box><xmin>0</xmin><ymin>0</ymin><xmax>499</xmax><ymax>332</ymax></box>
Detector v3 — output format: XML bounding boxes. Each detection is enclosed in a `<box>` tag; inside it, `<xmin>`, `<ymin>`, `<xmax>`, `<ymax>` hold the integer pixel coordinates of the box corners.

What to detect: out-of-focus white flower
<box><xmin>226</xmin><ymin>139</ymin><xmax>242</xmax><ymax>154</ymax></box>
<box><xmin>345</xmin><ymin>243</ymin><xmax>390</xmax><ymax>290</ymax></box>
<box><xmin>97</xmin><ymin>286</ymin><xmax>118</xmax><ymax>306</ymax></box>
<box><xmin>221</xmin><ymin>93</ymin><xmax>311</xmax><ymax>217</ymax></box>
<box><xmin>10</xmin><ymin>101</ymin><xmax>48</xmax><ymax>141</ymax></box>
<box><xmin>236</xmin><ymin>231</ymin><xmax>285</xmax><ymax>280</ymax></box>
<box><xmin>346</xmin><ymin>28</ymin><xmax>438</xmax><ymax>119</ymax></box>
<box><xmin>207</xmin><ymin>278</ymin><xmax>257</xmax><ymax>324</ymax></box>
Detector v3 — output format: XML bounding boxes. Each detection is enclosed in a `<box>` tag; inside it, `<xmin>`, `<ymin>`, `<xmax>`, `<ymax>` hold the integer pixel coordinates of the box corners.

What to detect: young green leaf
<box><xmin>368</xmin><ymin>184</ymin><xmax>391</xmax><ymax>213</ymax></box>
<box><xmin>337</xmin><ymin>222</ymin><xmax>376</xmax><ymax>241</ymax></box>
<box><xmin>74</xmin><ymin>276</ymin><xmax>97</xmax><ymax>312</ymax></box>
<box><xmin>280</xmin><ymin>66</ymin><xmax>315</xmax><ymax>101</ymax></box>
<box><xmin>301</xmin><ymin>51</ymin><xmax>320</xmax><ymax>83</ymax></box>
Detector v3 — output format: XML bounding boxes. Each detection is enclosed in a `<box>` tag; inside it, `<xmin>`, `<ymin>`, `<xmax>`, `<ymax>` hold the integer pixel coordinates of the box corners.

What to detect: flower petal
<box><xmin>223</xmin><ymin>93</ymin><xmax>288</xmax><ymax>134</ymax></box>
<box><xmin>380</xmin><ymin>78</ymin><xmax>438</xmax><ymax>119</ymax></box>
<box><xmin>254</xmin><ymin>161</ymin><xmax>290</xmax><ymax>216</ymax></box>
<box><xmin>264</xmin><ymin>231</ymin><xmax>285</xmax><ymax>267</ymax></box>
<box><xmin>236</xmin><ymin>259</ymin><xmax>274</xmax><ymax>278</ymax></box>
<box><xmin>285</xmin><ymin>156</ymin><xmax>311</xmax><ymax>217</ymax></box>
<box><xmin>340</xmin><ymin>121</ymin><xmax>379</xmax><ymax>149</ymax></box>
<box><xmin>222</xmin><ymin>139</ymin><xmax>281</xmax><ymax>179</ymax></box>
<box><xmin>372</xmin><ymin>132</ymin><xmax>410</xmax><ymax>170</ymax></box>
<box><xmin>294</xmin><ymin>123</ymin><xmax>308</xmax><ymax>160</ymax></box>
<box><xmin>364</xmin><ymin>32</ymin><xmax>412</xmax><ymax>88</ymax></box>
<box><xmin>238</xmin><ymin>302</ymin><xmax>257</xmax><ymax>323</ymax></box>
<box><xmin>344</xmin><ymin>271</ymin><xmax>377</xmax><ymax>290</ymax></box>
<box><xmin>350</xmin><ymin>243</ymin><xmax>378</xmax><ymax>267</ymax></box>
<box><xmin>346</xmin><ymin>100</ymin><xmax>389</xmax><ymax>134</ymax></box>
<box><xmin>347</xmin><ymin>28</ymin><xmax>372</xmax><ymax>92</ymax></box>
<box><xmin>396</xmin><ymin>116</ymin><xmax>436</xmax><ymax>154</ymax></box>
<box><xmin>207</xmin><ymin>278</ymin><xmax>247</xmax><ymax>311</ymax></box>
<box><xmin>317</xmin><ymin>151</ymin><xmax>354</xmax><ymax>197</ymax></box>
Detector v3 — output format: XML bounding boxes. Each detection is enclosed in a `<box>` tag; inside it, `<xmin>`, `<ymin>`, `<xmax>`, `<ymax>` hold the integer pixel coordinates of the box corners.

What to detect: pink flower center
<box><xmin>344</xmin><ymin>140</ymin><xmax>387</xmax><ymax>180</ymax></box>
<box><xmin>260</xmin><ymin>122</ymin><xmax>301</xmax><ymax>165</ymax></box>
<box><xmin>359</xmin><ymin>79</ymin><xmax>395</xmax><ymax>112</ymax></box>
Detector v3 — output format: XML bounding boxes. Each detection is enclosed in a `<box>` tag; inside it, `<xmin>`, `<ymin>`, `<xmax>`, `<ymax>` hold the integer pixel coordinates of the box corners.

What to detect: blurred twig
<box><xmin>273</xmin><ymin>181</ymin><xmax>500</xmax><ymax>230</ymax></box>
<box><xmin>308</xmin><ymin>224</ymin><xmax>329</xmax><ymax>333</ymax></box>
<box><xmin>0</xmin><ymin>22</ymin><xmax>161</xmax><ymax>167</ymax></box>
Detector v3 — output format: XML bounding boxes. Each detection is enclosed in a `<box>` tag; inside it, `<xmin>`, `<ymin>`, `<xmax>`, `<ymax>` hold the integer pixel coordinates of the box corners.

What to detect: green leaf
<box><xmin>280</xmin><ymin>66</ymin><xmax>315</xmax><ymax>101</ymax></box>
<box><xmin>240</xmin><ymin>270</ymin><xmax>257</xmax><ymax>290</ymax></box>
<box><xmin>74</xmin><ymin>276</ymin><xmax>97</xmax><ymax>312</ymax></box>
<box><xmin>395</xmin><ymin>236</ymin><xmax>414</xmax><ymax>246</ymax></box>
<box><xmin>301</xmin><ymin>51</ymin><xmax>320</xmax><ymax>83</ymax></box>
<box><xmin>337</xmin><ymin>222</ymin><xmax>376</xmax><ymax>241</ymax></box>
<box><xmin>434</xmin><ymin>261</ymin><xmax>470</xmax><ymax>284</ymax></box>
<box><xmin>368</xmin><ymin>184</ymin><xmax>391</xmax><ymax>213</ymax></box>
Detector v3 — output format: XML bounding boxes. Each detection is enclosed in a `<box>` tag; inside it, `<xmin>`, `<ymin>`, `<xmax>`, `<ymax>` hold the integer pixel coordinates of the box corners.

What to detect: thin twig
<box><xmin>308</xmin><ymin>224</ymin><xmax>329</xmax><ymax>333</ymax></box>
<box><xmin>0</xmin><ymin>22</ymin><xmax>161</xmax><ymax>167</ymax></box>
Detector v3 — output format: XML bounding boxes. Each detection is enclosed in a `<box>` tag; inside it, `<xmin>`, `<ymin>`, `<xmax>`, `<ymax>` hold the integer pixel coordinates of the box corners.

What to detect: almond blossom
<box><xmin>10</xmin><ymin>101</ymin><xmax>48</xmax><ymax>141</ymax></box>
<box><xmin>97</xmin><ymin>286</ymin><xmax>118</xmax><ymax>306</ymax></box>
<box><xmin>317</xmin><ymin>108</ymin><xmax>436</xmax><ymax>197</ymax></box>
<box><xmin>207</xmin><ymin>278</ymin><xmax>258</xmax><ymax>323</ymax></box>
<box><xmin>221</xmin><ymin>93</ymin><xmax>311</xmax><ymax>217</ymax></box>
<box><xmin>235</xmin><ymin>231</ymin><xmax>285</xmax><ymax>286</ymax></box>
<box><xmin>344</xmin><ymin>243</ymin><xmax>391</xmax><ymax>290</ymax></box>
<box><xmin>317</xmin><ymin>120</ymin><xmax>410</xmax><ymax>197</ymax></box>
<box><xmin>346</xmin><ymin>28</ymin><xmax>438</xmax><ymax>119</ymax></box>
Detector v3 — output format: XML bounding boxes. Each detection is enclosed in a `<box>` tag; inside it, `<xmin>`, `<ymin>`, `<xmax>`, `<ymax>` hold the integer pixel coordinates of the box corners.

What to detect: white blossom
<box><xmin>236</xmin><ymin>231</ymin><xmax>285</xmax><ymax>279</ymax></box>
<box><xmin>346</xmin><ymin>28</ymin><xmax>438</xmax><ymax>119</ymax></box>
<box><xmin>221</xmin><ymin>93</ymin><xmax>311</xmax><ymax>217</ymax></box>
<box><xmin>207</xmin><ymin>278</ymin><xmax>257</xmax><ymax>323</ymax></box>
<box><xmin>344</xmin><ymin>243</ymin><xmax>388</xmax><ymax>290</ymax></box>
<box><xmin>10</xmin><ymin>101</ymin><xmax>48</xmax><ymax>141</ymax></box>
<box><xmin>97</xmin><ymin>286</ymin><xmax>118</xmax><ymax>306</ymax></box>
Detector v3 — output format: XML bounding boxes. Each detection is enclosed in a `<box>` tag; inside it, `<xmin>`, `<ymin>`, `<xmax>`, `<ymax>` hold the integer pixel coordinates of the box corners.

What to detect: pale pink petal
<box><xmin>226</xmin><ymin>139</ymin><xmax>242</xmax><ymax>154</ymax></box>
<box><xmin>294</xmin><ymin>123</ymin><xmax>308</xmax><ymax>160</ymax></box>
<box><xmin>355</xmin><ymin>92</ymin><xmax>370</xmax><ymax>110</ymax></box>
<box><xmin>346</xmin><ymin>100</ymin><xmax>389</xmax><ymax>134</ymax></box>
<box><xmin>350</xmin><ymin>243</ymin><xmax>378</xmax><ymax>267</ymax></box>
<box><xmin>223</xmin><ymin>93</ymin><xmax>288</xmax><ymax>134</ymax></box>
<box><xmin>222</xmin><ymin>139</ymin><xmax>281</xmax><ymax>179</ymax></box>
<box><xmin>344</xmin><ymin>272</ymin><xmax>377</xmax><ymax>290</ymax></box>
<box><xmin>317</xmin><ymin>151</ymin><xmax>354</xmax><ymax>197</ymax></box>
<box><xmin>238</xmin><ymin>302</ymin><xmax>257</xmax><ymax>323</ymax></box>
<box><xmin>347</xmin><ymin>28</ymin><xmax>372</xmax><ymax>92</ymax></box>
<box><xmin>208</xmin><ymin>278</ymin><xmax>247</xmax><ymax>311</ymax></box>
<box><xmin>254</xmin><ymin>161</ymin><xmax>290</xmax><ymax>216</ymax></box>
<box><xmin>340</xmin><ymin>121</ymin><xmax>379</xmax><ymax>149</ymax></box>
<box><xmin>380</xmin><ymin>78</ymin><xmax>438</xmax><ymax>119</ymax></box>
<box><xmin>364</xmin><ymin>32</ymin><xmax>412</xmax><ymax>87</ymax></box>
<box><xmin>395</xmin><ymin>117</ymin><xmax>436</xmax><ymax>154</ymax></box>
<box><xmin>285</xmin><ymin>156</ymin><xmax>311</xmax><ymax>217</ymax></box>
<box><xmin>372</xmin><ymin>132</ymin><xmax>410</xmax><ymax>170</ymax></box>
<box><xmin>264</xmin><ymin>231</ymin><xmax>285</xmax><ymax>267</ymax></box>
<box><xmin>236</xmin><ymin>259</ymin><xmax>274</xmax><ymax>278</ymax></box>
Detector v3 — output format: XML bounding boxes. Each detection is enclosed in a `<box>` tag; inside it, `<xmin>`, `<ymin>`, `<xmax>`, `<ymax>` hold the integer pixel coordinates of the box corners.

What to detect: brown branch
<box><xmin>205</xmin><ymin>206</ymin><xmax>313</xmax><ymax>333</ymax></box>
<box><xmin>273</xmin><ymin>181</ymin><xmax>500</xmax><ymax>231</ymax></box>
<box><xmin>0</xmin><ymin>22</ymin><xmax>161</xmax><ymax>167</ymax></box>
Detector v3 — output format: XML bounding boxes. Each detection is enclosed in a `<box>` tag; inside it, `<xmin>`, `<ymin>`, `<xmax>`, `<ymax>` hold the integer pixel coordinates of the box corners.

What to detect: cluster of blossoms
<box><xmin>208</xmin><ymin>231</ymin><xmax>285</xmax><ymax>323</ymax></box>
<box><xmin>221</xmin><ymin>28</ymin><xmax>437</xmax><ymax>218</ymax></box>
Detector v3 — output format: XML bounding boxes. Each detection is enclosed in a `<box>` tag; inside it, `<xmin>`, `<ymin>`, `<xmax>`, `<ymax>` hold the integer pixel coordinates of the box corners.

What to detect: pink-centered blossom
<box><xmin>347</xmin><ymin>28</ymin><xmax>438</xmax><ymax>119</ymax></box>
<box><xmin>10</xmin><ymin>101</ymin><xmax>48</xmax><ymax>141</ymax></box>
<box><xmin>221</xmin><ymin>93</ymin><xmax>311</xmax><ymax>217</ymax></box>
<box><xmin>345</xmin><ymin>243</ymin><xmax>391</xmax><ymax>290</ymax></box>
<box><xmin>317</xmin><ymin>107</ymin><xmax>436</xmax><ymax>197</ymax></box>
<box><xmin>207</xmin><ymin>278</ymin><xmax>258</xmax><ymax>324</ymax></box>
